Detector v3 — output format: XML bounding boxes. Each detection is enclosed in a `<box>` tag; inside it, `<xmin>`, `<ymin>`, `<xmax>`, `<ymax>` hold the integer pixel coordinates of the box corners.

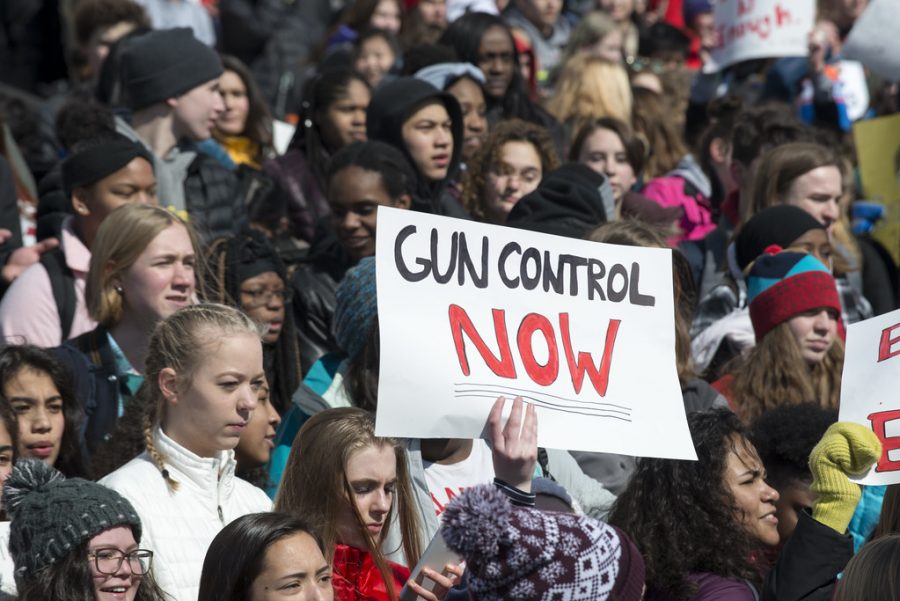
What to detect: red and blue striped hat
<box><xmin>747</xmin><ymin>248</ymin><xmax>841</xmax><ymax>341</ymax></box>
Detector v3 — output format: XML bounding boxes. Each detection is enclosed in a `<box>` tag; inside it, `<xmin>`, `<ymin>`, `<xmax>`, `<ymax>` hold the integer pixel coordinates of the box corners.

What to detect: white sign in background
<box><xmin>838</xmin><ymin>307</ymin><xmax>900</xmax><ymax>486</ymax></box>
<box><xmin>843</xmin><ymin>0</ymin><xmax>900</xmax><ymax>82</ymax></box>
<box><xmin>706</xmin><ymin>0</ymin><xmax>815</xmax><ymax>73</ymax></box>
<box><xmin>374</xmin><ymin>207</ymin><xmax>696</xmax><ymax>459</ymax></box>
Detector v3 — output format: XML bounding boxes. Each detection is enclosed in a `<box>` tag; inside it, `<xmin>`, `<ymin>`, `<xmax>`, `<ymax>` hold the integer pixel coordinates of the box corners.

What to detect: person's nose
<box><xmin>212</xmin><ymin>91</ymin><xmax>225</xmax><ymax>116</ymax></box>
<box><xmin>812</xmin><ymin>309</ymin><xmax>832</xmax><ymax>334</ymax></box>
<box><xmin>31</xmin><ymin>407</ymin><xmax>51</xmax><ymax>433</ymax></box>
<box><xmin>238</xmin><ymin>385</ymin><xmax>259</xmax><ymax>414</ymax></box>
<box><xmin>435</xmin><ymin>126</ymin><xmax>451</xmax><ymax>148</ymax></box>
<box><xmin>762</xmin><ymin>481</ymin><xmax>780</xmax><ymax>504</ymax></box>
<box><xmin>372</xmin><ymin>490</ymin><xmax>391</xmax><ymax>514</ymax></box>
<box><xmin>819</xmin><ymin>198</ymin><xmax>840</xmax><ymax>226</ymax></box>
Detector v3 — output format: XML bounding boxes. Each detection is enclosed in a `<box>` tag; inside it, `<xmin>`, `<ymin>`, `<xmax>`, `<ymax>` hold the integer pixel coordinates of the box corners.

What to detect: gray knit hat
<box><xmin>4</xmin><ymin>459</ymin><xmax>142</xmax><ymax>583</ymax></box>
<box><xmin>120</xmin><ymin>28</ymin><xmax>223</xmax><ymax>110</ymax></box>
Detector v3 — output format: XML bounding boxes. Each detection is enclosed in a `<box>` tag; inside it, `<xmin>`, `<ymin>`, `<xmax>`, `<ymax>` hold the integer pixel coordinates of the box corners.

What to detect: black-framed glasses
<box><xmin>239</xmin><ymin>287</ymin><xmax>292</xmax><ymax>307</ymax></box>
<box><xmin>88</xmin><ymin>548</ymin><xmax>153</xmax><ymax>575</ymax></box>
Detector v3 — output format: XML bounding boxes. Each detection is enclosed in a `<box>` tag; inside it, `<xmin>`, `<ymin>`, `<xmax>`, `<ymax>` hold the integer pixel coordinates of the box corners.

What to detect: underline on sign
<box><xmin>454</xmin><ymin>382</ymin><xmax>631</xmax><ymax>411</ymax></box>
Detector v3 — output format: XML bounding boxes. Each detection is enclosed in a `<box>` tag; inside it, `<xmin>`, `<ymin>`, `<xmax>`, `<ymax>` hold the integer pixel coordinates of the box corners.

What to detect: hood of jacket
<box><xmin>366</xmin><ymin>77</ymin><xmax>463</xmax><ymax>207</ymax></box>
<box><xmin>506</xmin><ymin>163</ymin><xmax>609</xmax><ymax>238</ymax></box>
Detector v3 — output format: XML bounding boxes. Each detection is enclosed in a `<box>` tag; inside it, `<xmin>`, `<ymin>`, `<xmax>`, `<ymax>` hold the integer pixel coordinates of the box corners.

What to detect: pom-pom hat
<box><xmin>4</xmin><ymin>459</ymin><xmax>142</xmax><ymax>584</ymax></box>
<box><xmin>747</xmin><ymin>249</ymin><xmax>841</xmax><ymax>341</ymax></box>
<box><xmin>440</xmin><ymin>484</ymin><xmax>645</xmax><ymax>601</ymax></box>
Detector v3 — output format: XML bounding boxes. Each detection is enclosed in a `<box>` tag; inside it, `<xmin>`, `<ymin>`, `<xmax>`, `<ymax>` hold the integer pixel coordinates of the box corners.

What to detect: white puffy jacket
<box><xmin>100</xmin><ymin>428</ymin><xmax>272</xmax><ymax>601</ymax></box>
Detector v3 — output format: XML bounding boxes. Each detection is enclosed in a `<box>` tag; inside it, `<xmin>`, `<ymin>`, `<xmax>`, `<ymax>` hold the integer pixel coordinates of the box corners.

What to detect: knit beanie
<box><xmin>735</xmin><ymin>205</ymin><xmax>825</xmax><ymax>272</ymax></box>
<box><xmin>414</xmin><ymin>62</ymin><xmax>486</xmax><ymax>91</ymax></box>
<box><xmin>120</xmin><ymin>28</ymin><xmax>223</xmax><ymax>111</ymax></box>
<box><xmin>747</xmin><ymin>250</ymin><xmax>841</xmax><ymax>341</ymax></box>
<box><xmin>4</xmin><ymin>459</ymin><xmax>142</xmax><ymax>583</ymax></box>
<box><xmin>441</xmin><ymin>484</ymin><xmax>645</xmax><ymax>601</ymax></box>
<box><xmin>333</xmin><ymin>257</ymin><xmax>378</xmax><ymax>359</ymax></box>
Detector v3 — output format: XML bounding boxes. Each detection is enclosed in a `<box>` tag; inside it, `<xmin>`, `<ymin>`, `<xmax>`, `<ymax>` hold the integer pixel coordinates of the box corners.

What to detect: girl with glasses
<box><xmin>5</xmin><ymin>458</ymin><xmax>167</xmax><ymax>601</ymax></box>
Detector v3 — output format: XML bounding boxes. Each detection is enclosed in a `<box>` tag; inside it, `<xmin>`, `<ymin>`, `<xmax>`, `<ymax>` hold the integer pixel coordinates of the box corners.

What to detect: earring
<box><xmin>77</xmin><ymin>205</ymin><xmax>88</xmax><ymax>215</ymax></box>
<box><xmin>114</xmin><ymin>285</ymin><xmax>123</xmax><ymax>294</ymax></box>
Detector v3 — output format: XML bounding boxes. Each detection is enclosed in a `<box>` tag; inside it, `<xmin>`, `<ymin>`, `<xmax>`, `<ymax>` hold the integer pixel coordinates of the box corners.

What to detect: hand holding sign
<box><xmin>375</xmin><ymin>207</ymin><xmax>695</xmax><ymax>459</ymax></box>
<box><xmin>488</xmin><ymin>396</ymin><xmax>538</xmax><ymax>493</ymax></box>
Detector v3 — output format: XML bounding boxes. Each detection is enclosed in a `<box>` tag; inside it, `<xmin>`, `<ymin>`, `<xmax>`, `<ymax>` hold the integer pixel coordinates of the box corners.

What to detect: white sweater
<box><xmin>100</xmin><ymin>429</ymin><xmax>272</xmax><ymax>601</ymax></box>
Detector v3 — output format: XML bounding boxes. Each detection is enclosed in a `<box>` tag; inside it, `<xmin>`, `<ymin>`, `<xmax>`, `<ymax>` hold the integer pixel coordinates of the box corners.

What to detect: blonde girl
<box><xmin>101</xmin><ymin>304</ymin><xmax>272</xmax><ymax>601</ymax></box>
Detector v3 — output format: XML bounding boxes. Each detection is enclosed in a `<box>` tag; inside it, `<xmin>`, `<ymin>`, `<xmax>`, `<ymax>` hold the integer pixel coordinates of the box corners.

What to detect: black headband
<box><xmin>62</xmin><ymin>138</ymin><xmax>155</xmax><ymax>199</ymax></box>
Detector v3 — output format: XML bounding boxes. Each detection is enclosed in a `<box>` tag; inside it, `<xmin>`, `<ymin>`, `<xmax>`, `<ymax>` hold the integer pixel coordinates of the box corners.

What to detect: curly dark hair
<box><xmin>749</xmin><ymin>403</ymin><xmax>836</xmax><ymax>489</ymax></box>
<box><xmin>461</xmin><ymin>118</ymin><xmax>559</xmax><ymax>222</ymax></box>
<box><xmin>608</xmin><ymin>409</ymin><xmax>765</xmax><ymax>599</ymax></box>
<box><xmin>0</xmin><ymin>345</ymin><xmax>90</xmax><ymax>479</ymax></box>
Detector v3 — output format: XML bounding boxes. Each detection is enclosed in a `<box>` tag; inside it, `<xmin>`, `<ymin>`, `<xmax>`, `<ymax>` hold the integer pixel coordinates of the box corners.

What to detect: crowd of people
<box><xmin>0</xmin><ymin>0</ymin><xmax>899</xmax><ymax>599</ymax></box>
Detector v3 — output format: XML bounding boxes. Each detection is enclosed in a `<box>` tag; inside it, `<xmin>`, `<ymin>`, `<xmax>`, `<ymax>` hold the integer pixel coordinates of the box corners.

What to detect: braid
<box><xmin>143</xmin><ymin>413</ymin><xmax>179</xmax><ymax>491</ymax></box>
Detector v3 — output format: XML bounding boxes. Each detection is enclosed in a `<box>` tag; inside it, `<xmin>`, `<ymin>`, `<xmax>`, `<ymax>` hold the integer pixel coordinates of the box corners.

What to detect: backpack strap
<box><xmin>40</xmin><ymin>247</ymin><xmax>75</xmax><ymax>341</ymax></box>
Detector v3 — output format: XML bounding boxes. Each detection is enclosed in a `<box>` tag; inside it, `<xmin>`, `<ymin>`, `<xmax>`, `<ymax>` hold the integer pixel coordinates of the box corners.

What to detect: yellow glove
<box><xmin>809</xmin><ymin>422</ymin><xmax>882</xmax><ymax>534</ymax></box>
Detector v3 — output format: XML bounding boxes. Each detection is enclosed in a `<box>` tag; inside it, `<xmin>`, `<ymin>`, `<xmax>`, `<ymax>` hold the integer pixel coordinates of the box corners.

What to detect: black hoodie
<box><xmin>506</xmin><ymin>163</ymin><xmax>609</xmax><ymax>238</ymax></box>
<box><xmin>366</xmin><ymin>77</ymin><xmax>468</xmax><ymax>219</ymax></box>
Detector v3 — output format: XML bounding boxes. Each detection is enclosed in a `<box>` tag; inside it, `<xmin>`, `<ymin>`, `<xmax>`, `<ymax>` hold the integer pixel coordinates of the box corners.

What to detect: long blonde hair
<box><xmin>545</xmin><ymin>55</ymin><xmax>632</xmax><ymax>137</ymax></box>
<box><xmin>140</xmin><ymin>303</ymin><xmax>262</xmax><ymax>490</ymax></box>
<box><xmin>86</xmin><ymin>204</ymin><xmax>203</xmax><ymax>327</ymax></box>
<box><xmin>726</xmin><ymin>322</ymin><xmax>843</xmax><ymax>423</ymax></box>
<box><xmin>274</xmin><ymin>408</ymin><xmax>422</xmax><ymax>601</ymax></box>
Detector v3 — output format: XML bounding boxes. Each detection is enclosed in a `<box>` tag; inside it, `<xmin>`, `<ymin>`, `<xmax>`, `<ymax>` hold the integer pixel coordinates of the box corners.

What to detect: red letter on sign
<box><xmin>878</xmin><ymin>323</ymin><xmax>900</xmax><ymax>363</ymax></box>
<box><xmin>559</xmin><ymin>313</ymin><xmax>621</xmax><ymax>397</ymax></box>
<box><xmin>448</xmin><ymin>305</ymin><xmax>516</xmax><ymax>378</ymax></box>
<box><xmin>868</xmin><ymin>409</ymin><xmax>900</xmax><ymax>473</ymax></box>
<box><xmin>517</xmin><ymin>313</ymin><xmax>560</xmax><ymax>386</ymax></box>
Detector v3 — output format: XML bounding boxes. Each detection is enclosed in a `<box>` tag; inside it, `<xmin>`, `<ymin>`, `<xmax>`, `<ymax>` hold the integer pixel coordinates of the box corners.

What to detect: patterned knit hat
<box><xmin>441</xmin><ymin>484</ymin><xmax>645</xmax><ymax>601</ymax></box>
<box><xmin>333</xmin><ymin>257</ymin><xmax>378</xmax><ymax>359</ymax></box>
<box><xmin>747</xmin><ymin>250</ymin><xmax>841</xmax><ymax>341</ymax></box>
<box><xmin>4</xmin><ymin>459</ymin><xmax>142</xmax><ymax>583</ymax></box>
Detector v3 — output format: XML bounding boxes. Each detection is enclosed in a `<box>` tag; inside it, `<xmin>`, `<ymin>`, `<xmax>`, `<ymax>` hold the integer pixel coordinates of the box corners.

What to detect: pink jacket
<box><xmin>0</xmin><ymin>219</ymin><xmax>96</xmax><ymax>347</ymax></box>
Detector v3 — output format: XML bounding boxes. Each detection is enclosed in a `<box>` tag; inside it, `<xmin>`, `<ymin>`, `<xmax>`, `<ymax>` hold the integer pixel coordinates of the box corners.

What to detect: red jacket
<box><xmin>333</xmin><ymin>544</ymin><xmax>411</xmax><ymax>601</ymax></box>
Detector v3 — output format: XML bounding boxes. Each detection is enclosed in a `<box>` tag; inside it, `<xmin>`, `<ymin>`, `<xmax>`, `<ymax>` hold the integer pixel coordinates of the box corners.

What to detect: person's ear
<box><xmin>165</xmin><ymin>97</ymin><xmax>178</xmax><ymax>109</ymax></box>
<box><xmin>393</xmin><ymin>194</ymin><xmax>412</xmax><ymax>210</ymax></box>
<box><xmin>71</xmin><ymin>188</ymin><xmax>91</xmax><ymax>217</ymax></box>
<box><xmin>158</xmin><ymin>367</ymin><xmax>180</xmax><ymax>405</ymax></box>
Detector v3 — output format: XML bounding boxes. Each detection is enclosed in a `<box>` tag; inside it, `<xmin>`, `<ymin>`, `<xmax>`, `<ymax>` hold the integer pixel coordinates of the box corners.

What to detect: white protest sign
<box><xmin>706</xmin><ymin>0</ymin><xmax>815</xmax><ymax>73</ymax></box>
<box><xmin>838</xmin><ymin>307</ymin><xmax>900</xmax><ymax>485</ymax></box>
<box><xmin>374</xmin><ymin>207</ymin><xmax>696</xmax><ymax>459</ymax></box>
<box><xmin>843</xmin><ymin>0</ymin><xmax>900</xmax><ymax>82</ymax></box>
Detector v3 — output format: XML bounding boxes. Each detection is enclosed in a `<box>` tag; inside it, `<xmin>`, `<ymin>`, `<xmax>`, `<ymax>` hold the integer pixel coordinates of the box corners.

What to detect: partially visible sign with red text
<box><xmin>373</xmin><ymin>207</ymin><xmax>696</xmax><ymax>459</ymax></box>
<box><xmin>839</xmin><ymin>307</ymin><xmax>900</xmax><ymax>485</ymax></box>
<box><xmin>706</xmin><ymin>0</ymin><xmax>815</xmax><ymax>72</ymax></box>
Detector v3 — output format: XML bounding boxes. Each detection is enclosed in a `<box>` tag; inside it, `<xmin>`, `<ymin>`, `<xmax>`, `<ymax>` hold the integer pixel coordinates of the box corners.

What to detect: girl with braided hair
<box><xmin>100</xmin><ymin>303</ymin><xmax>272</xmax><ymax>601</ymax></box>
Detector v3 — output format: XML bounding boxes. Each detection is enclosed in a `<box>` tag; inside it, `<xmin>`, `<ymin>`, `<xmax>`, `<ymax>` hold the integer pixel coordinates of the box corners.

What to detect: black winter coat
<box><xmin>761</xmin><ymin>510</ymin><xmax>853</xmax><ymax>601</ymax></box>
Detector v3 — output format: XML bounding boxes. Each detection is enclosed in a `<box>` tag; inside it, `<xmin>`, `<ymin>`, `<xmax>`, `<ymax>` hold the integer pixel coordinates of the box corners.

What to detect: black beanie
<box><xmin>735</xmin><ymin>205</ymin><xmax>825</xmax><ymax>271</ymax></box>
<box><xmin>506</xmin><ymin>163</ymin><xmax>609</xmax><ymax>238</ymax></box>
<box><xmin>120</xmin><ymin>28</ymin><xmax>223</xmax><ymax>111</ymax></box>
